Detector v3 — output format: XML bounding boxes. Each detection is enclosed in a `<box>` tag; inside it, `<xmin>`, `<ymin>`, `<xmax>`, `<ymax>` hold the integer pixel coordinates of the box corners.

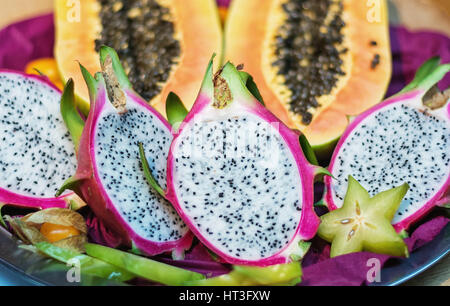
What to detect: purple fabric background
<box><xmin>216</xmin><ymin>0</ymin><xmax>231</xmax><ymax>7</ymax></box>
<box><xmin>387</xmin><ymin>26</ymin><xmax>450</xmax><ymax>96</ymax></box>
<box><xmin>0</xmin><ymin>13</ymin><xmax>448</xmax><ymax>286</ymax></box>
<box><xmin>0</xmin><ymin>14</ymin><xmax>54</xmax><ymax>70</ymax></box>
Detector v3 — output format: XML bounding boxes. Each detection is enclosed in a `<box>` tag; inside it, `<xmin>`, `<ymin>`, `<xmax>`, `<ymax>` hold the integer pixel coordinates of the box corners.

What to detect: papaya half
<box><xmin>54</xmin><ymin>0</ymin><xmax>223</xmax><ymax>115</ymax></box>
<box><xmin>224</xmin><ymin>0</ymin><xmax>392</xmax><ymax>158</ymax></box>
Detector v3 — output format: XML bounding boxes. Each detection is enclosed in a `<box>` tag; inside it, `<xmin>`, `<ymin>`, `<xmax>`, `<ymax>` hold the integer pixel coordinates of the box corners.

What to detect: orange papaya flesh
<box><xmin>54</xmin><ymin>0</ymin><xmax>222</xmax><ymax>116</ymax></box>
<box><xmin>224</xmin><ymin>0</ymin><xmax>392</xmax><ymax>154</ymax></box>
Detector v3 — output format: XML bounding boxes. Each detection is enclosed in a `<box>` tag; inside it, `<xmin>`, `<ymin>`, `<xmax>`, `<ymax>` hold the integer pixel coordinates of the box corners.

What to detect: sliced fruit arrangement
<box><xmin>324</xmin><ymin>58</ymin><xmax>450</xmax><ymax>233</ymax></box>
<box><xmin>59</xmin><ymin>47</ymin><xmax>192</xmax><ymax>256</ymax></box>
<box><xmin>54</xmin><ymin>0</ymin><xmax>223</xmax><ymax>115</ymax></box>
<box><xmin>143</xmin><ymin>57</ymin><xmax>331</xmax><ymax>266</ymax></box>
<box><xmin>0</xmin><ymin>70</ymin><xmax>85</xmax><ymax>211</ymax></box>
<box><xmin>224</xmin><ymin>0</ymin><xmax>392</xmax><ymax>156</ymax></box>
<box><xmin>319</xmin><ymin>176</ymin><xmax>409</xmax><ymax>258</ymax></box>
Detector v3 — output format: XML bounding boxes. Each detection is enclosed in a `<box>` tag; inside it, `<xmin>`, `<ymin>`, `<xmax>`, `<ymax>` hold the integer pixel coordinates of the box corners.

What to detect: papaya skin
<box><xmin>318</xmin><ymin>176</ymin><xmax>409</xmax><ymax>258</ymax></box>
<box><xmin>224</xmin><ymin>0</ymin><xmax>392</xmax><ymax>156</ymax></box>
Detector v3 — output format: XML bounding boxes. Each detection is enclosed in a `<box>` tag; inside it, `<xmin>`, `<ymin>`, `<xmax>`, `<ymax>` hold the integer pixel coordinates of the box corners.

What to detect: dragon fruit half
<box><xmin>64</xmin><ymin>47</ymin><xmax>192</xmax><ymax>256</ymax></box>
<box><xmin>324</xmin><ymin>58</ymin><xmax>450</xmax><ymax>233</ymax></box>
<box><xmin>150</xmin><ymin>58</ymin><xmax>329</xmax><ymax>266</ymax></box>
<box><xmin>0</xmin><ymin>70</ymin><xmax>85</xmax><ymax>210</ymax></box>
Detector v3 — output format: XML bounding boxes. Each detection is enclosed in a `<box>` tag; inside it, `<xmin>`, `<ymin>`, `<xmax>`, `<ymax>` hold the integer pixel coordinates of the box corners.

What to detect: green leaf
<box><xmin>238</xmin><ymin>71</ymin><xmax>249</xmax><ymax>84</ymax></box>
<box><xmin>130</xmin><ymin>242</ymin><xmax>142</xmax><ymax>256</ymax></box>
<box><xmin>55</xmin><ymin>175</ymin><xmax>85</xmax><ymax>197</ymax></box>
<box><xmin>85</xmin><ymin>243</ymin><xmax>205</xmax><ymax>285</ymax></box>
<box><xmin>138</xmin><ymin>142</ymin><xmax>165</xmax><ymax>197</ymax></box>
<box><xmin>166</xmin><ymin>92</ymin><xmax>188</xmax><ymax>128</ymax></box>
<box><xmin>314</xmin><ymin>199</ymin><xmax>328</xmax><ymax>208</ymax></box>
<box><xmin>398</xmin><ymin>230</ymin><xmax>409</xmax><ymax>239</ymax></box>
<box><xmin>0</xmin><ymin>203</ymin><xmax>6</xmax><ymax>228</ymax></box>
<box><xmin>238</xmin><ymin>71</ymin><xmax>265</xmax><ymax>106</ymax></box>
<box><xmin>200</xmin><ymin>54</ymin><xmax>216</xmax><ymax>99</ymax></box>
<box><xmin>297</xmin><ymin>241</ymin><xmax>311</xmax><ymax>258</ymax></box>
<box><xmin>299</xmin><ymin>134</ymin><xmax>319</xmax><ymax>166</ymax></box>
<box><xmin>35</xmin><ymin>242</ymin><xmax>135</xmax><ymax>282</ymax></box>
<box><xmin>398</xmin><ymin>57</ymin><xmax>450</xmax><ymax>95</ymax></box>
<box><xmin>400</xmin><ymin>57</ymin><xmax>440</xmax><ymax>94</ymax></box>
<box><xmin>99</xmin><ymin>46</ymin><xmax>132</xmax><ymax>90</ymax></box>
<box><xmin>60</xmin><ymin>79</ymin><xmax>85</xmax><ymax>152</ymax></box>
<box><xmin>79</xmin><ymin>63</ymin><xmax>98</xmax><ymax>103</ymax></box>
<box><xmin>314</xmin><ymin>167</ymin><xmax>335</xmax><ymax>180</ymax></box>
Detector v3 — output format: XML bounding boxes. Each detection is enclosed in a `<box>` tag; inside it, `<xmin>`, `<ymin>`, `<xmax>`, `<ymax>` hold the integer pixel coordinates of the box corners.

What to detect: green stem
<box><xmin>55</xmin><ymin>175</ymin><xmax>85</xmax><ymax>197</ymax></box>
<box><xmin>35</xmin><ymin>242</ymin><xmax>135</xmax><ymax>282</ymax></box>
<box><xmin>85</xmin><ymin>243</ymin><xmax>205</xmax><ymax>286</ymax></box>
<box><xmin>138</xmin><ymin>143</ymin><xmax>165</xmax><ymax>198</ymax></box>
<box><xmin>185</xmin><ymin>262</ymin><xmax>302</xmax><ymax>286</ymax></box>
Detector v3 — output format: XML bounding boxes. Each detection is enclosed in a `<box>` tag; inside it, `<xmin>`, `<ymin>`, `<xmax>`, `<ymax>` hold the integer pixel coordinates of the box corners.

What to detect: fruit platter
<box><xmin>0</xmin><ymin>0</ymin><xmax>448</xmax><ymax>287</ymax></box>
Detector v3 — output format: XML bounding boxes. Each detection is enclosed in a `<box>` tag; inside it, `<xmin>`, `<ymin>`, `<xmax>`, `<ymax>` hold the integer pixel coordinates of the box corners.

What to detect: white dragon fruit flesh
<box><xmin>0</xmin><ymin>70</ymin><xmax>84</xmax><ymax>210</ymax></box>
<box><xmin>65</xmin><ymin>47</ymin><xmax>192</xmax><ymax>256</ymax></box>
<box><xmin>324</xmin><ymin>58</ymin><xmax>450</xmax><ymax>233</ymax></box>
<box><xmin>161</xmin><ymin>59</ymin><xmax>328</xmax><ymax>266</ymax></box>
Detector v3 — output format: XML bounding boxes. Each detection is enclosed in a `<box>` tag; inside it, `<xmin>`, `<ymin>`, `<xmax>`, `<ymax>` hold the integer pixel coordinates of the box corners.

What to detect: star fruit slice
<box><xmin>318</xmin><ymin>176</ymin><xmax>409</xmax><ymax>258</ymax></box>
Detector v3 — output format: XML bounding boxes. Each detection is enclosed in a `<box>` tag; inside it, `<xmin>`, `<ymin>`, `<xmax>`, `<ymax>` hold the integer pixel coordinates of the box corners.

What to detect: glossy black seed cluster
<box><xmin>95</xmin><ymin>107</ymin><xmax>187</xmax><ymax>242</ymax></box>
<box><xmin>332</xmin><ymin>104</ymin><xmax>450</xmax><ymax>223</ymax></box>
<box><xmin>272</xmin><ymin>0</ymin><xmax>347</xmax><ymax>124</ymax></box>
<box><xmin>95</xmin><ymin>0</ymin><xmax>180</xmax><ymax>101</ymax></box>
<box><xmin>173</xmin><ymin>116</ymin><xmax>303</xmax><ymax>259</ymax></box>
<box><xmin>0</xmin><ymin>74</ymin><xmax>77</xmax><ymax>197</ymax></box>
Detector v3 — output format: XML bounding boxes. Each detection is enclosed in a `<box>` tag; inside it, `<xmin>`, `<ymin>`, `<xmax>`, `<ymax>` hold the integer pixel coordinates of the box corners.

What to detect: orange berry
<box><xmin>25</xmin><ymin>58</ymin><xmax>64</xmax><ymax>90</ymax></box>
<box><xmin>40</xmin><ymin>222</ymin><xmax>80</xmax><ymax>243</ymax></box>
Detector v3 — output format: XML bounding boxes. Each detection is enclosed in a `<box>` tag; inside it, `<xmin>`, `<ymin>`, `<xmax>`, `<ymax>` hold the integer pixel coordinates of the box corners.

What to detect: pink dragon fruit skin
<box><xmin>164</xmin><ymin>58</ymin><xmax>325</xmax><ymax>266</ymax></box>
<box><xmin>324</xmin><ymin>58</ymin><xmax>450</xmax><ymax>233</ymax></box>
<box><xmin>0</xmin><ymin>187</ymin><xmax>79</xmax><ymax>210</ymax></box>
<box><xmin>0</xmin><ymin>70</ymin><xmax>84</xmax><ymax>211</ymax></box>
<box><xmin>70</xmin><ymin>47</ymin><xmax>193</xmax><ymax>256</ymax></box>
